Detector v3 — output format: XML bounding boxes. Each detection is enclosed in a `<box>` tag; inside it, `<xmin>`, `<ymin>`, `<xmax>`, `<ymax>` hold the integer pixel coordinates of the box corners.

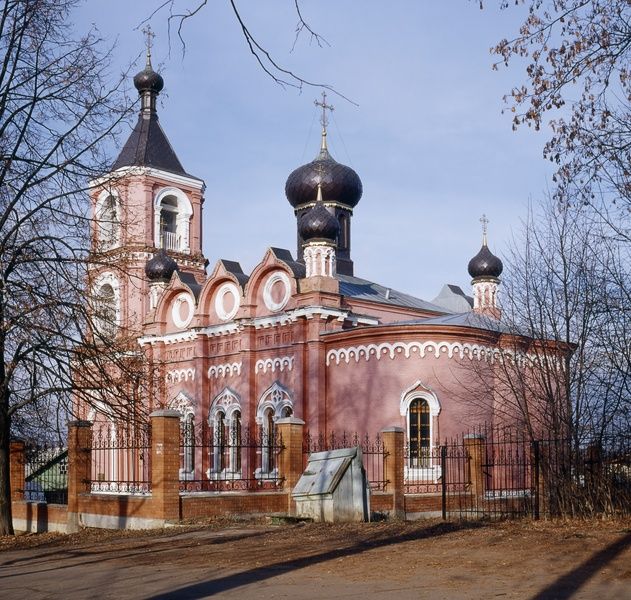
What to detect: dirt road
<box><xmin>1</xmin><ymin>519</ymin><xmax>630</xmax><ymax>599</ymax></box>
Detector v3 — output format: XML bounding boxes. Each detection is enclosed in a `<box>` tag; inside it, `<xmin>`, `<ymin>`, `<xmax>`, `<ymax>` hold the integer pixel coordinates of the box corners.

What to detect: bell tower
<box><xmin>89</xmin><ymin>28</ymin><xmax>206</xmax><ymax>337</ymax></box>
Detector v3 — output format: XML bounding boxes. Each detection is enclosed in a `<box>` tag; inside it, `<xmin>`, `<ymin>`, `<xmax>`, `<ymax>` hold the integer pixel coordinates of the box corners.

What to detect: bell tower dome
<box><xmin>89</xmin><ymin>28</ymin><xmax>206</xmax><ymax>334</ymax></box>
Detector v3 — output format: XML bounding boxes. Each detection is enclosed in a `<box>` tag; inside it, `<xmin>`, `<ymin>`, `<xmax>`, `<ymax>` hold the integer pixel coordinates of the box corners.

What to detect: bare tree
<box><xmin>466</xmin><ymin>197</ymin><xmax>629</xmax><ymax>443</ymax></box>
<box><xmin>147</xmin><ymin>1</ymin><xmax>356</xmax><ymax>103</ymax></box>
<box><xmin>0</xmin><ymin>0</ymin><xmax>141</xmax><ymax>535</ymax></box>
<box><xmin>481</xmin><ymin>1</ymin><xmax>631</xmax><ymax>218</ymax></box>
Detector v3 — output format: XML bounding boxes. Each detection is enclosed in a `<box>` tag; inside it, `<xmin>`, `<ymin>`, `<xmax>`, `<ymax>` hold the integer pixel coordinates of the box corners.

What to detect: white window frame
<box><xmin>95</xmin><ymin>190</ymin><xmax>121</xmax><ymax>251</ymax></box>
<box><xmin>153</xmin><ymin>187</ymin><xmax>193</xmax><ymax>253</ymax></box>
<box><xmin>400</xmin><ymin>381</ymin><xmax>441</xmax><ymax>482</ymax></box>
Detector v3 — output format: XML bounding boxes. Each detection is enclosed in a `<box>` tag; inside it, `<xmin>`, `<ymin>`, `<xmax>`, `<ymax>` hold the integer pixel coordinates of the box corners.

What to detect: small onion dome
<box><xmin>145</xmin><ymin>249</ymin><xmax>177</xmax><ymax>282</ymax></box>
<box><xmin>468</xmin><ymin>244</ymin><xmax>503</xmax><ymax>279</ymax></box>
<box><xmin>285</xmin><ymin>146</ymin><xmax>363</xmax><ymax>209</ymax></box>
<box><xmin>299</xmin><ymin>200</ymin><xmax>340</xmax><ymax>242</ymax></box>
<box><xmin>133</xmin><ymin>63</ymin><xmax>164</xmax><ymax>94</ymax></box>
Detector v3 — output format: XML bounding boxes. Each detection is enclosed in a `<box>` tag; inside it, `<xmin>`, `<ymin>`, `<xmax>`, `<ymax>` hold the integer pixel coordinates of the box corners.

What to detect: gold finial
<box><xmin>142</xmin><ymin>25</ymin><xmax>156</xmax><ymax>68</ymax></box>
<box><xmin>480</xmin><ymin>214</ymin><xmax>489</xmax><ymax>246</ymax></box>
<box><xmin>316</xmin><ymin>181</ymin><xmax>323</xmax><ymax>203</ymax></box>
<box><xmin>314</xmin><ymin>90</ymin><xmax>334</xmax><ymax>151</ymax></box>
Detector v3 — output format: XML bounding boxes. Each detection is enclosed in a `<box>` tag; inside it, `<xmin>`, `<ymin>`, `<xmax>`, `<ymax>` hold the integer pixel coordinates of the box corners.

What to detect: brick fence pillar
<box><xmin>150</xmin><ymin>410</ymin><xmax>181</xmax><ymax>523</ymax></box>
<box><xmin>276</xmin><ymin>417</ymin><xmax>305</xmax><ymax>515</ymax></box>
<box><xmin>464</xmin><ymin>434</ymin><xmax>486</xmax><ymax>503</ymax></box>
<box><xmin>381</xmin><ymin>426</ymin><xmax>405</xmax><ymax>519</ymax></box>
<box><xmin>67</xmin><ymin>420</ymin><xmax>93</xmax><ymax>533</ymax></box>
<box><xmin>9</xmin><ymin>440</ymin><xmax>25</xmax><ymax>502</ymax></box>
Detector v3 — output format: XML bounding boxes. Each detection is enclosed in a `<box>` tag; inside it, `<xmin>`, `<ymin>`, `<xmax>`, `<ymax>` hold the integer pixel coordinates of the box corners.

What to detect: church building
<box><xmin>86</xmin><ymin>46</ymin><xmax>510</xmax><ymax>484</ymax></box>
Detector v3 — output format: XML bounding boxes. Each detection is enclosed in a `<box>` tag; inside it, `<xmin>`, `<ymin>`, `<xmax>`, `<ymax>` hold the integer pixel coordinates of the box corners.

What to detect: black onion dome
<box><xmin>285</xmin><ymin>147</ymin><xmax>363</xmax><ymax>209</ymax></box>
<box><xmin>468</xmin><ymin>244</ymin><xmax>503</xmax><ymax>279</ymax></box>
<box><xmin>145</xmin><ymin>249</ymin><xmax>177</xmax><ymax>282</ymax></box>
<box><xmin>133</xmin><ymin>64</ymin><xmax>164</xmax><ymax>94</ymax></box>
<box><xmin>299</xmin><ymin>201</ymin><xmax>340</xmax><ymax>241</ymax></box>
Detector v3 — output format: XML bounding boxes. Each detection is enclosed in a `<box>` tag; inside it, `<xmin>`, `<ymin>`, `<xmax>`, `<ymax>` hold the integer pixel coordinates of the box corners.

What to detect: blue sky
<box><xmin>76</xmin><ymin>1</ymin><xmax>554</xmax><ymax>301</ymax></box>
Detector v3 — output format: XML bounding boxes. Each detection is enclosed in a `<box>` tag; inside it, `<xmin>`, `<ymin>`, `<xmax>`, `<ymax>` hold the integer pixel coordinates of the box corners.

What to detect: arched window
<box><xmin>208</xmin><ymin>388</ymin><xmax>242</xmax><ymax>476</ymax></box>
<box><xmin>256</xmin><ymin>381</ymin><xmax>293</xmax><ymax>476</ymax></box>
<box><xmin>400</xmin><ymin>381</ymin><xmax>441</xmax><ymax>481</ymax></box>
<box><xmin>154</xmin><ymin>188</ymin><xmax>193</xmax><ymax>253</ymax></box>
<box><xmin>338</xmin><ymin>213</ymin><xmax>349</xmax><ymax>250</ymax></box>
<box><xmin>92</xmin><ymin>274</ymin><xmax>120</xmax><ymax>339</ymax></box>
<box><xmin>409</xmin><ymin>399</ymin><xmax>430</xmax><ymax>468</ymax></box>
<box><xmin>181</xmin><ymin>413</ymin><xmax>195</xmax><ymax>475</ymax></box>
<box><xmin>95</xmin><ymin>193</ymin><xmax>120</xmax><ymax>250</ymax></box>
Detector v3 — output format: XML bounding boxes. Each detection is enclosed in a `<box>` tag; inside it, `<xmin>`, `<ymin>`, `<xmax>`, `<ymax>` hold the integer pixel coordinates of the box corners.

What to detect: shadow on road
<box><xmin>146</xmin><ymin>520</ymin><xmax>484</xmax><ymax>599</ymax></box>
<box><xmin>530</xmin><ymin>531</ymin><xmax>631</xmax><ymax>600</ymax></box>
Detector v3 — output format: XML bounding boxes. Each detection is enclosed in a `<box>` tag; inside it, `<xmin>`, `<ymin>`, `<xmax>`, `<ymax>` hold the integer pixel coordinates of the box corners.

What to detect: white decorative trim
<box><xmin>171</xmin><ymin>292</ymin><xmax>195</xmax><ymax>329</ymax></box>
<box><xmin>473</xmin><ymin>278</ymin><xmax>500</xmax><ymax>310</ymax></box>
<box><xmin>399</xmin><ymin>380</ymin><xmax>441</xmax><ymax>417</ymax></box>
<box><xmin>209</xmin><ymin>388</ymin><xmax>242</xmax><ymax>421</ymax></box>
<box><xmin>166</xmin><ymin>368</ymin><xmax>196</xmax><ymax>383</ymax></box>
<box><xmin>208</xmin><ymin>362</ymin><xmax>242</xmax><ymax>378</ymax></box>
<box><xmin>326</xmin><ymin>340</ymin><xmax>500</xmax><ymax>366</ymax></box>
<box><xmin>169</xmin><ymin>391</ymin><xmax>195</xmax><ymax>417</ymax></box>
<box><xmin>304</xmin><ymin>242</ymin><xmax>336</xmax><ymax>278</ymax></box>
<box><xmin>137</xmin><ymin>330</ymin><xmax>198</xmax><ymax>346</ymax></box>
<box><xmin>215</xmin><ymin>282</ymin><xmax>240</xmax><ymax>321</ymax></box>
<box><xmin>136</xmin><ymin>306</ymin><xmax>377</xmax><ymax>346</ymax></box>
<box><xmin>91</xmin><ymin>166</ymin><xmax>205</xmax><ymax>191</ymax></box>
<box><xmin>154</xmin><ymin>187</ymin><xmax>194</xmax><ymax>252</ymax></box>
<box><xmin>263</xmin><ymin>271</ymin><xmax>291</xmax><ymax>312</ymax></box>
<box><xmin>256</xmin><ymin>381</ymin><xmax>293</xmax><ymax>424</ymax></box>
<box><xmin>255</xmin><ymin>356</ymin><xmax>294</xmax><ymax>374</ymax></box>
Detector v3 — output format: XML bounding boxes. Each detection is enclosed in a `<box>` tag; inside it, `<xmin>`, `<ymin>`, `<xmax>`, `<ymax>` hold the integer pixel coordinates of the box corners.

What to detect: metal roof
<box><xmin>337</xmin><ymin>273</ymin><xmax>447</xmax><ymax>313</ymax></box>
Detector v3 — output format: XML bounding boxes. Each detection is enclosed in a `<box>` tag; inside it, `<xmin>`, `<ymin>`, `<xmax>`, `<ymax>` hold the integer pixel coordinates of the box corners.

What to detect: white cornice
<box><xmin>90</xmin><ymin>166</ymin><xmax>205</xmax><ymax>191</ymax></box>
<box><xmin>136</xmin><ymin>306</ymin><xmax>378</xmax><ymax>346</ymax></box>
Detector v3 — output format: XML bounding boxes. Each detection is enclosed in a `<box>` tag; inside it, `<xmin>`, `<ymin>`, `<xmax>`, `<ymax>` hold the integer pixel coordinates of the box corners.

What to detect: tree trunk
<box><xmin>0</xmin><ymin>407</ymin><xmax>14</xmax><ymax>535</ymax></box>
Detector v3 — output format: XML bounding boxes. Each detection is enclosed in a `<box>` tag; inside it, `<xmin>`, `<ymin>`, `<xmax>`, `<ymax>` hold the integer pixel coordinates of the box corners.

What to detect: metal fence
<box><xmin>405</xmin><ymin>426</ymin><xmax>631</xmax><ymax>520</ymax></box>
<box><xmin>303</xmin><ymin>431</ymin><xmax>389</xmax><ymax>491</ymax></box>
<box><xmin>179</xmin><ymin>422</ymin><xmax>284</xmax><ymax>492</ymax></box>
<box><xmin>24</xmin><ymin>444</ymin><xmax>68</xmax><ymax>504</ymax></box>
<box><xmin>90</xmin><ymin>424</ymin><xmax>151</xmax><ymax>494</ymax></box>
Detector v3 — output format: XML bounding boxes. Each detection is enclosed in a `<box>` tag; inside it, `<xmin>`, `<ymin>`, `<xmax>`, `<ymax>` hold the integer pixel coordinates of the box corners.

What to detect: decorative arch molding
<box><xmin>326</xmin><ymin>340</ymin><xmax>501</xmax><ymax>367</ymax></box>
<box><xmin>169</xmin><ymin>391</ymin><xmax>195</xmax><ymax>418</ymax></box>
<box><xmin>209</xmin><ymin>387</ymin><xmax>242</xmax><ymax>421</ymax></box>
<box><xmin>208</xmin><ymin>362</ymin><xmax>242</xmax><ymax>379</ymax></box>
<box><xmin>166</xmin><ymin>368</ymin><xmax>195</xmax><ymax>383</ymax></box>
<box><xmin>153</xmin><ymin>186</ymin><xmax>194</xmax><ymax>252</ymax></box>
<box><xmin>256</xmin><ymin>381</ymin><xmax>293</xmax><ymax>424</ymax></box>
<box><xmin>255</xmin><ymin>356</ymin><xmax>293</xmax><ymax>374</ymax></box>
<box><xmin>399</xmin><ymin>380</ymin><xmax>441</xmax><ymax>417</ymax></box>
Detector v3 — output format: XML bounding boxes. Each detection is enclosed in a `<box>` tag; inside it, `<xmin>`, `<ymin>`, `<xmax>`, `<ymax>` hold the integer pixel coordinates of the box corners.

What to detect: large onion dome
<box><xmin>468</xmin><ymin>243</ymin><xmax>503</xmax><ymax>279</ymax></box>
<box><xmin>298</xmin><ymin>186</ymin><xmax>340</xmax><ymax>241</ymax></box>
<box><xmin>285</xmin><ymin>142</ymin><xmax>363</xmax><ymax>209</ymax></box>
<box><xmin>145</xmin><ymin>249</ymin><xmax>177</xmax><ymax>282</ymax></box>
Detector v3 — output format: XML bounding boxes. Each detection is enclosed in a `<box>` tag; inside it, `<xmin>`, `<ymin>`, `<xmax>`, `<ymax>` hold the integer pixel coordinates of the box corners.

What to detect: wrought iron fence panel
<box><xmin>302</xmin><ymin>430</ymin><xmax>389</xmax><ymax>491</ymax></box>
<box><xmin>24</xmin><ymin>444</ymin><xmax>68</xmax><ymax>504</ymax></box>
<box><xmin>179</xmin><ymin>423</ymin><xmax>284</xmax><ymax>492</ymax></box>
<box><xmin>90</xmin><ymin>423</ymin><xmax>151</xmax><ymax>494</ymax></box>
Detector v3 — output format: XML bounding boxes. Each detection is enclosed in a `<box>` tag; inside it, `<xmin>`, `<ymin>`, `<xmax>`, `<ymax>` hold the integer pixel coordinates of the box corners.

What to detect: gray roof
<box><xmin>112</xmin><ymin>113</ymin><xmax>201</xmax><ymax>180</ymax></box>
<box><xmin>270</xmin><ymin>248</ymin><xmax>306</xmax><ymax>279</ymax></box>
<box><xmin>414</xmin><ymin>311</ymin><xmax>509</xmax><ymax>333</ymax></box>
<box><xmin>337</xmin><ymin>274</ymin><xmax>447</xmax><ymax>313</ymax></box>
<box><xmin>431</xmin><ymin>284</ymin><xmax>474</xmax><ymax>313</ymax></box>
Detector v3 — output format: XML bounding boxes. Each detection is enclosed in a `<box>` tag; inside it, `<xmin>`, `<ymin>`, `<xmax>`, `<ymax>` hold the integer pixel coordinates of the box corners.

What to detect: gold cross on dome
<box><xmin>142</xmin><ymin>25</ymin><xmax>156</xmax><ymax>62</ymax></box>
<box><xmin>314</xmin><ymin>91</ymin><xmax>334</xmax><ymax>132</ymax></box>
<box><xmin>480</xmin><ymin>214</ymin><xmax>489</xmax><ymax>244</ymax></box>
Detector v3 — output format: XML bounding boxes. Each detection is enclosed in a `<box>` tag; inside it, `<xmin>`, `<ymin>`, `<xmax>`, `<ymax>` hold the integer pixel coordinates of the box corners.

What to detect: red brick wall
<box><xmin>181</xmin><ymin>492</ymin><xmax>288</xmax><ymax>519</ymax></box>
